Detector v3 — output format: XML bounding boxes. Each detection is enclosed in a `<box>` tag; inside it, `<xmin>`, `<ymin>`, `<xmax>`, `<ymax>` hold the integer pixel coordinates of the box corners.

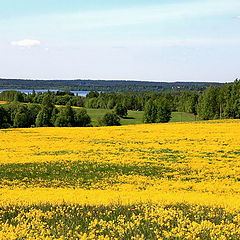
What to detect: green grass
<box><xmin>85</xmin><ymin>109</ymin><xmax>144</xmax><ymax>126</ymax></box>
<box><xmin>0</xmin><ymin>160</ymin><xmax>179</xmax><ymax>189</ymax></box>
<box><xmin>170</xmin><ymin>112</ymin><xmax>197</xmax><ymax>123</ymax></box>
<box><xmin>84</xmin><ymin>109</ymin><xmax>197</xmax><ymax>126</ymax></box>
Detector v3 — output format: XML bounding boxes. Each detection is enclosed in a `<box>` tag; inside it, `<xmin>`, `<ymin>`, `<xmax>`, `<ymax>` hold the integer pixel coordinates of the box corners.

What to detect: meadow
<box><xmin>78</xmin><ymin>108</ymin><xmax>196</xmax><ymax>126</ymax></box>
<box><xmin>1</xmin><ymin>120</ymin><xmax>240</xmax><ymax>239</ymax></box>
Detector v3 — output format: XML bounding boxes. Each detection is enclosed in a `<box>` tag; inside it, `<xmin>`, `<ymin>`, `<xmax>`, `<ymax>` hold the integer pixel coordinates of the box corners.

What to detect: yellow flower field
<box><xmin>1</xmin><ymin>120</ymin><xmax>240</xmax><ymax>239</ymax></box>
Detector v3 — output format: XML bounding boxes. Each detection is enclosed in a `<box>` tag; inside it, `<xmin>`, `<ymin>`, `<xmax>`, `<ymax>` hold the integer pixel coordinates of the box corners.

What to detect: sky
<box><xmin>0</xmin><ymin>0</ymin><xmax>240</xmax><ymax>82</ymax></box>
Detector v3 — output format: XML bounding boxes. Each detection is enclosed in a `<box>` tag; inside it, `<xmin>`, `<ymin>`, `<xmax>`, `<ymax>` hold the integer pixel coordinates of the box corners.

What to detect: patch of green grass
<box><xmin>170</xmin><ymin>112</ymin><xmax>197</xmax><ymax>122</ymax></box>
<box><xmin>120</xmin><ymin>111</ymin><xmax>145</xmax><ymax>125</ymax></box>
<box><xmin>35</xmin><ymin>150</ymin><xmax>73</xmax><ymax>156</ymax></box>
<box><xmin>84</xmin><ymin>109</ymin><xmax>196</xmax><ymax>126</ymax></box>
<box><xmin>0</xmin><ymin>161</ymin><xmax>176</xmax><ymax>189</ymax></box>
<box><xmin>85</xmin><ymin>109</ymin><xmax>144</xmax><ymax>126</ymax></box>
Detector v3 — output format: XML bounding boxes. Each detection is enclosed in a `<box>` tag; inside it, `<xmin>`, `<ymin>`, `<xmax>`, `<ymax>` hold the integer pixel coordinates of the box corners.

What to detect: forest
<box><xmin>0</xmin><ymin>79</ymin><xmax>239</xmax><ymax>129</ymax></box>
<box><xmin>0</xmin><ymin>78</ymin><xmax>221</xmax><ymax>92</ymax></box>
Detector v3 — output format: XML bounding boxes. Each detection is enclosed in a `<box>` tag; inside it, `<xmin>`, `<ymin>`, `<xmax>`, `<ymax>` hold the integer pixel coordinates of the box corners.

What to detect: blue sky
<box><xmin>0</xmin><ymin>0</ymin><xmax>240</xmax><ymax>82</ymax></box>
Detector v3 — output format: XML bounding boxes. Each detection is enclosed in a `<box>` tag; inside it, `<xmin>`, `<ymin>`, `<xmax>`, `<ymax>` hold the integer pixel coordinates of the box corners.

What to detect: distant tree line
<box><xmin>1</xmin><ymin>79</ymin><xmax>240</xmax><ymax>128</ymax></box>
<box><xmin>0</xmin><ymin>90</ymin><xmax>175</xmax><ymax>111</ymax></box>
<box><xmin>0</xmin><ymin>78</ymin><xmax>221</xmax><ymax>92</ymax></box>
<box><xmin>0</xmin><ymin>90</ymin><xmax>85</xmax><ymax>107</ymax></box>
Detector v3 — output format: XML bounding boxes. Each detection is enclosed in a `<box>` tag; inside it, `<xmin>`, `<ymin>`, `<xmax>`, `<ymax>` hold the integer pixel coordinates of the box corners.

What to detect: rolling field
<box><xmin>1</xmin><ymin>120</ymin><xmax>240</xmax><ymax>239</ymax></box>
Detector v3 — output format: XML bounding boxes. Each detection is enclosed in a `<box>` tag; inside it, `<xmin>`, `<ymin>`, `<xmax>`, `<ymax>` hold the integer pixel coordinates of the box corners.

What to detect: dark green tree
<box><xmin>156</xmin><ymin>99</ymin><xmax>172</xmax><ymax>123</ymax></box>
<box><xmin>144</xmin><ymin>98</ymin><xmax>172</xmax><ymax>123</ymax></box>
<box><xmin>177</xmin><ymin>92</ymin><xmax>199</xmax><ymax>114</ymax></box>
<box><xmin>86</xmin><ymin>91</ymin><xmax>99</xmax><ymax>98</ymax></box>
<box><xmin>143</xmin><ymin>99</ymin><xmax>158</xmax><ymax>123</ymax></box>
<box><xmin>98</xmin><ymin>112</ymin><xmax>120</xmax><ymax>126</ymax></box>
<box><xmin>197</xmin><ymin>86</ymin><xmax>220</xmax><ymax>120</ymax></box>
<box><xmin>13</xmin><ymin>105</ymin><xmax>28</xmax><ymax>128</ymax></box>
<box><xmin>107</xmin><ymin>99</ymin><xmax>115</xmax><ymax>109</ymax></box>
<box><xmin>222</xmin><ymin>80</ymin><xmax>240</xmax><ymax>118</ymax></box>
<box><xmin>36</xmin><ymin>94</ymin><xmax>55</xmax><ymax>127</ymax></box>
<box><xmin>50</xmin><ymin>108</ymin><xmax>59</xmax><ymax>125</ymax></box>
<box><xmin>26</xmin><ymin>103</ymin><xmax>41</xmax><ymax>126</ymax></box>
<box><xmin>4</xmin><ymin>101</ymin><xmax>21</xmax><ymax>126</ymax></box>
<box><xmin>114</xmin><ymin>103</ymin><xmax>128</xmax><ymax>118</ymax></box>
<box><xmin>85</xmin><ymin>98</ymin><xmax>98</xmax><ymax>109</ymax></box>
<box><xmin>54</xmin><ymin>103</ymin><xmax>75</xmax><ymax>127</ymax></box>
<box><xmin>0</xmin><ymin>106</ymin><xmax>9</xmax><ymax>128</ymax></box>
<box><xmin>64</xmin><ymin>103</ymin><xmax>75</xmax><ymax>125</ymax></box>
<box><xmin>14</xmin><ymin>92</ymin><xmax>24</xmax><ymax>102</ymax></box>
<box><xmin>75</xmin><ymin>109</ymin><xmax>91</xmax><ymax>127</ymax></box>
<box><xmin>36</xmin><ymin>108</ymin><xmax>52</xmax><ymax>127</ymax></box>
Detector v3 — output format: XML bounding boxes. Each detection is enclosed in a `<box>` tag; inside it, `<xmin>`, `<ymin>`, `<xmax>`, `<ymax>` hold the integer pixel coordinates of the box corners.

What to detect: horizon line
<box><xmin>0</xmin><ymin>77</ymin><xmax>233</xmax><ymax>84</ymax></box>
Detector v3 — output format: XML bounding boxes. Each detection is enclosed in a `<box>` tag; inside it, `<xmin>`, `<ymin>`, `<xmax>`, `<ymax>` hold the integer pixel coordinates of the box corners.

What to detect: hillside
<box><xmin>0</xmin><ymin>120</ymin><xmax>240</xmax><ymax>239</ymax></box>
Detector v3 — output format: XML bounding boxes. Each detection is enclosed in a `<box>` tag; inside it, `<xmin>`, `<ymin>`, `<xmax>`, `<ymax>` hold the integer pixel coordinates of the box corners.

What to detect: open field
<box><xmin>1</xmin><ymin>120</ymin><xmax>240</xmax><ymax>239</ymax></box>
<box><xmin>80</xmin><ymin>108</ymin><xmax>196</xmax><ymax>126</ymax></box>
<box><xmin>85</xmin><ymin>108</ymin><xmax>145</xmax><ymax>126</ymax></box>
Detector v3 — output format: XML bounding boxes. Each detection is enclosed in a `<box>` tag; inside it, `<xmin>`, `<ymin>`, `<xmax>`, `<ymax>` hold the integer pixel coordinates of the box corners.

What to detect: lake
<box><xmin>0</xmin><ymin>89</ymin><xmax>90</xmax><ymax>97</ymax></box>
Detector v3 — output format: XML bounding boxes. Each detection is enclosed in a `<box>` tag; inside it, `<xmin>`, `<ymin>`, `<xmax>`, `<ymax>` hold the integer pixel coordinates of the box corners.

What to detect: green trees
<box><xmin>54</xmin><ymin>104</ymin><xmax>91</xmax><ymax>127</ymax></box>
<box><xmin>13</xmin><ymin>105</ymin><xmax>28</xmax><ymax>128</ymax></box>
<box><xmin>197</xmin><ymin>86</ymin><xmax>220</xmax><ymax>120</ymax></box>
<box><xmin>36</xmin><ymin>95</ymin><xmax>56</xmax><ymax>127</ymax></box>
<box><xmin>222</xmin><ymin>80</ymin><xmax>240</xmax><ymax>119</ymax></box>
<box><xmin>75</xmin><ymin>109</ymin><xmax>91</xmax><ymax>127</ymax></box>
<box><xmin>114</xmin><ymin>104</ymin><xmax>128</xmax><ymax>118</ymax></box>
<box><xmin>0</xmin><ymin>91</ymin><xmax>25</xmax><ymax>102</ymax></box>
<box><xmin>143</xmin><ymin>100</ymin><xmax>158</xmax><ymax>123</ymax></box>
<box><xmin>4</xmin><ymin>102</ymin><xmax>20</xmax><ymax>126</ymax></box>
<box><xmin>0</xmin><ymin>106</ymin><xmax>9</xmax><ymax>128</ymax></box>
<box><xmin>14</xmin><ymin>92</ymin><xmax>24</xmax><ymax>102</ymax></box>
<box><xmin>86</xmin><ymin>91</ymin><xmax>99</xmax><ymax>99</ymax></box>
<box><xmin>1</xmin><ymin>102</ymin><xmax>41</xmax><ymax>128</ymax></box>
<box><xmin>85</xmin><ymin>98</ymin><xmax>98</xmax><ymax>109</ymax></box>
<box><xmin>196</xmin><ymin>80</ymin><xmax>240</xmax><ymax>120</ymax></box>
<box><xmin>54</xmin><ymin>103</ymin><xmax>75</xmax><ymax>127</ymax></box>
<box><xmin>98</xmin><ymin>112</ymin><xmax>120</xmax><ymax>126</ymax></box>
<box><xmin>1</xmin><ymin>100</ymin><xmax>91</xmax><ymax>129</ymax></box>
<box><xmin>143</xmin><ymin>99</ymin><xmax>171</xmax><ymax>123</ymax></box>
<box><xmin>36</xmin><ymin>110</ymin><xmax>52</xmax><ymax>127</ymax></box>
<box><xmin>156</xmin><ymin>99</ymin><xmax>172</xmax><ymax>123</ymax></box>
<box><xmin>26</xmin><ymin>104</ymin><xmax>41</xmax><ymax>126</ymax></box>
<box><xmin>177</xmin><ymin>92</ymin><xmax>199</xmax><ymax>115</ymax></box>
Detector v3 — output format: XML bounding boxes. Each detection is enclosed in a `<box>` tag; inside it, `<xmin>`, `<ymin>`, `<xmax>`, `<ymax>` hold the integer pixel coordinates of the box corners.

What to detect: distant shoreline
<box><xmin>0</xmin><ymin>78</ymin><xmax>223</xmax><ymax>92</ymax></box>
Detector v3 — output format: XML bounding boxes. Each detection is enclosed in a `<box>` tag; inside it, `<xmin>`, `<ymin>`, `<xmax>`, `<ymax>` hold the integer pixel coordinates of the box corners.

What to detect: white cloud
<box><xmin>236</xmin><ymin>16</ymin><xmax>240</xmax><ymax>19</ymax></box>
<box><xmin>11</xmin><ymin>39</ymin><xmax>41</xmax><ymax>47</ymax></box>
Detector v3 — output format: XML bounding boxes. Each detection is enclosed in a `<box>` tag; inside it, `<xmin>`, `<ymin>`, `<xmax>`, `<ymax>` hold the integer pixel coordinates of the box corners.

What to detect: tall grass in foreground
<box><xmin>1</xmin><ymin>203</ymin><xmax>240</xmax><ymax>240</ymax></box>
